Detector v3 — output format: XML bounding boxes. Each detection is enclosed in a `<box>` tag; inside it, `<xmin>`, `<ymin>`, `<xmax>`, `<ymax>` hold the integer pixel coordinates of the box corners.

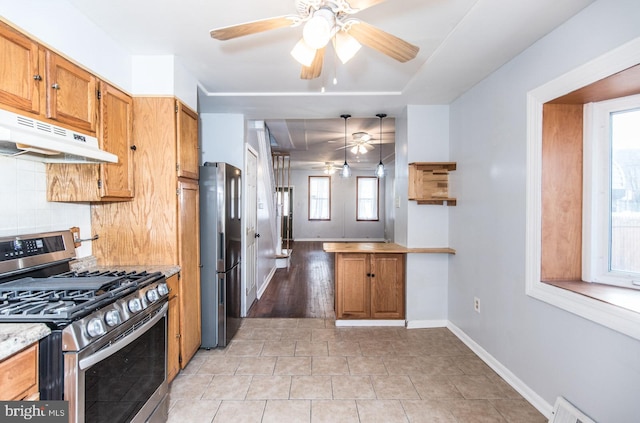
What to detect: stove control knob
<box><xmin>87</xmin><ymin>318</ymin><xmax>106</xmax><ymax>338</ymax></box>
<box><xmin>146</xmin><ymin>289</ymin><xmax>159</xmax><ymax>303</ymax></box>
<box><xmin>104</xmin><ymin>310</ymin><xmax>121</xmax><ymax>327</ymax></box>
<box><xmin>157</xmin><ymin>282</ymin><xmax>169</xmax><ymax>297</ymax></box>
<box><xmin>128</xmin><ymin>298</ymin><xmax>143</xmax><ymax>313</ymax></box>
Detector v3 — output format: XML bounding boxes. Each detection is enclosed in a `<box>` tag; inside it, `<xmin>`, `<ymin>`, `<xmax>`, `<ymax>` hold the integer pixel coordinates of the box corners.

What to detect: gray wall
<box><xmin>290</xmin><ymin>169</ymin><xmax>386</xmax><ymax>241</ymax></box>
<box><xmin>448</xmin><ymin>0</ymin><xmax>640</xmax><ymax>421</ymax></box>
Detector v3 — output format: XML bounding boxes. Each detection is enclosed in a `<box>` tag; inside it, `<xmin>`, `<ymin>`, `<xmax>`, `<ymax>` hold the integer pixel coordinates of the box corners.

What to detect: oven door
<box><xmin>65</xmin><ymin>302</ymin><xmax>168</xmax><ymax>423</ymax></box>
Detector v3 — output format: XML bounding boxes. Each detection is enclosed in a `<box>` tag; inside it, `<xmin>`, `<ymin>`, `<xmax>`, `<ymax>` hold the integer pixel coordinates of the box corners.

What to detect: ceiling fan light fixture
<box><xmin>333</xmin><ymin>31</ymin><xmax>361</xmax><ymax>64</ymax></box>
<box><xmin>303</xmin><ymin>8</ymin><xmax>335</xmax><ymax>49</ymax></box>
<box><xmin>291</xmin><ymin>38</ymin><xmax>316</xmax><ymax>66</ymax></box>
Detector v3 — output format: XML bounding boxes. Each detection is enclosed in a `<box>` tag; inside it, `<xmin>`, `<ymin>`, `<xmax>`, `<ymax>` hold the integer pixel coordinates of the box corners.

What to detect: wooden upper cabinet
<box><xmin>176</xmin><ymin>101</ymin><xmax>199</xmax><ymax>180</ymax></box>
<box><xmin>45</xmin><ymin>50</ymin><xmax>97</xmax><ymax>133</ymax></box>
<box><xmin>0</xmin><ymin>21</ymin><xmax>40</xmax><ymax>114</ymax></box>
<box><xmin>98</xmin><ymin>81</ymin><xmax>134</xmax><ymax>199</ymax></box>
<box><xmin>46</xmin><ymin>82</ymin><xmax>134</xmax><ymax>202</ymax></box>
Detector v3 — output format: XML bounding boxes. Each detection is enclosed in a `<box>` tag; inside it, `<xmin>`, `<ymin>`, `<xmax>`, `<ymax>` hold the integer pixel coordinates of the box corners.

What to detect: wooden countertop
<box><xmin>323</xmin><ymin>242</ymin><xmax>455</xmax><ymax>254</ymax></box>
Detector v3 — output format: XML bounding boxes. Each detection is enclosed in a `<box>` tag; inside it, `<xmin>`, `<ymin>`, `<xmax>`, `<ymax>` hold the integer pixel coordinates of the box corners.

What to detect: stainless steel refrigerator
<box><xmin>200</xmin><ymin>162</ymin><xmax>242</xmax><ymax>348</ymax></box>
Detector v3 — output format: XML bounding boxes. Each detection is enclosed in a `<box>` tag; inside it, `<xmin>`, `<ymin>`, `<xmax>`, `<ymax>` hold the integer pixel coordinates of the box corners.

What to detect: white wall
<box><xmin>200</xmin><ymin>114</ymin><xmax>245</xmax><ymax>169</ymax></box>
<box><xmin>396</xmin><ymin>105</ymin><xmax>452</xmax><ymax>325</ymax></box>
<box><xmin>290</xmin><ymin>169</ymin><xmax>385</xmax><ymax>241</ymax></box>
<box><xmin>448</xmin><ymin>0</ymin><xmax>640</xmax><ymax>421</ymax></box>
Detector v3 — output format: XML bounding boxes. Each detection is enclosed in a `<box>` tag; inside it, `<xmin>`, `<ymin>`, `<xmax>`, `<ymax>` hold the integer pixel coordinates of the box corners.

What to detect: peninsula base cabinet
<box><xmin>335</xmin><ymin>253</ymin><xmax>405</xmax><ymax>320</ymax></box>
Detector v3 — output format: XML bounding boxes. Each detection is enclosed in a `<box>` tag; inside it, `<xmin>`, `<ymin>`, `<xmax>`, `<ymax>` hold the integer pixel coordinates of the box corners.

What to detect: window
<box><xmin>356</xmin><ymin>177</ymin><xmax>379</xmax><ymax>221</ymax></box>
<box><xmin>308</xmin><ymin>176</ymin><xmax>330</xmax><ymax>220</ymax></box>
<box><xmin>526</xmin><ymin>41</ymin><xmax>640</xmax><ymax>341</ymax></box>
<box><xmin>584</xmin><ymin>95</ymin><xmax>640</xmax><ymax>288</ymax></box>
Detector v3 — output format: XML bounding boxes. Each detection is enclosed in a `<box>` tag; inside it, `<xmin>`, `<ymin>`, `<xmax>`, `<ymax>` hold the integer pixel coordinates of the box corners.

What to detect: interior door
<box><xmin>244</xmin><ymin>147</ymin><xmax>258</xmax><ymax>314</ymax></box>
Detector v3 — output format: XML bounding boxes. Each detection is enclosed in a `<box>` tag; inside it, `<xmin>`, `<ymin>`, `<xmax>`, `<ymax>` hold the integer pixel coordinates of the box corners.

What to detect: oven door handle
<box><xmin>79</xmin><ymin>302</ymin><xmax>168</xmax><ymax>371</ymax></box>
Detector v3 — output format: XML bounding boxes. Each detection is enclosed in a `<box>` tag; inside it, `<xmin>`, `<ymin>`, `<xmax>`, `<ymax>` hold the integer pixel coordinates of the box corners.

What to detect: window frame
<box><xmin>583</xmin><ymin>95</ymin><xmax>640</xmax><ymax>289</ymax></box>
<box><xmin>356</xmin><ymin>176</ymin><xmax>380</xmax><ymax>221</ymax></box>
<box><xmin>308</xmin><ymin>175</ymin><xmax>331</xmax><ymax>221</ymax></box>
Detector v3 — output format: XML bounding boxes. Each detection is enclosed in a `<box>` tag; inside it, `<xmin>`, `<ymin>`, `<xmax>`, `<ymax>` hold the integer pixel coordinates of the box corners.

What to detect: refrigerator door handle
<box><xmin>218</xmin><ymin>233</ymin><xmax>225</xmax><ymax>262</ymax></box>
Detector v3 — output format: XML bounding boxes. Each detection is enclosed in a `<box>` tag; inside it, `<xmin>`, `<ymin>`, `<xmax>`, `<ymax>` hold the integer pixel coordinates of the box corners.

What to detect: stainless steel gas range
<box><xmin>0</xmin><ymin>230</ymin><xmax>169</xmax><ymax>423</ymax></box>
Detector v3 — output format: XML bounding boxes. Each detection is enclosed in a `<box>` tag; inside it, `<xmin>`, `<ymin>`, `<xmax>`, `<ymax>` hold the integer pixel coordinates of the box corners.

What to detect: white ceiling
<box><xmin>66</xmin><ymin>0</ymin><xmax>593</xmax><ymax>169</ymax></box>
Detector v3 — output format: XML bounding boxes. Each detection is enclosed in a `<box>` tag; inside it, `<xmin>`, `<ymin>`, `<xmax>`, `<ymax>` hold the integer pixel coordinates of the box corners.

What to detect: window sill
<box><xmin>543</xmin><ymin>280</ymin><xmax>640</xmax><ymax>315</ymax></box>
<box><xmin>526</xmin><ymin>278</ymin><xmax>640</xmax><ymax>341</ymax></box>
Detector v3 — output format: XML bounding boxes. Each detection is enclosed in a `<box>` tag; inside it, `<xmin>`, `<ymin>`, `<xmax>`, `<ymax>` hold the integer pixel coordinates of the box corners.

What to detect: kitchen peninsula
<box><xmin>323</xmin><ymin>242</ymin><xmax>455</xmax><ymax>323</ymax></box>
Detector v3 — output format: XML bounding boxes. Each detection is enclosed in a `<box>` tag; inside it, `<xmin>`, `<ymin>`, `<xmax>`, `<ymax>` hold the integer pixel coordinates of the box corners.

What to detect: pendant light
<box><xmin>340</xmin><ymin>114</ymin><xmax>352</xmax><ymax>178</ymax></box>
<box><xmin>375</xmin><ymin>113</ymin><xmax>387</xmax><ymax>178</ymax></box>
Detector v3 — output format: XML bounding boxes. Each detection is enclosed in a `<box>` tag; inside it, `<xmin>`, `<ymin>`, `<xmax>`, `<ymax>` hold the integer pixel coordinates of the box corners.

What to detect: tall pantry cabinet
<box><xmin>90</xmin><ymin>97</ymin><xmax>201</xmax><ymax>377</ymax></box>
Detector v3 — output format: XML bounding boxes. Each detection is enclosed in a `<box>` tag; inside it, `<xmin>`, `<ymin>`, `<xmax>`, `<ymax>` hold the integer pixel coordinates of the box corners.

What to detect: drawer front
<box><xmin>0</xmin><ymin>343</ymin><xmax>38</xmax><ymax>400</ymax></box>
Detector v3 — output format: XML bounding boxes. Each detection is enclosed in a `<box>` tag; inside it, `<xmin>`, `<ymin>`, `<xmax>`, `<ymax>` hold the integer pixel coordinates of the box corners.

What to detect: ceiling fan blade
<box><xmin>347</xmin><ymin>21</ymin><xmax>419</xmax><ymax>63</ymax></box>
<box><xmin>347</xmin><ymin>0</ymin><xmax>387</xmax><ymax>12</ymax></box>
<box><xmin>210</xmin><ymin>16</ymin><xmax>294</xmax><ymax>40</ymax></box>
<box><xmin>301</xmin><ymin>47</ymin><xmax>325</xmax><ymax>80</ymax></box>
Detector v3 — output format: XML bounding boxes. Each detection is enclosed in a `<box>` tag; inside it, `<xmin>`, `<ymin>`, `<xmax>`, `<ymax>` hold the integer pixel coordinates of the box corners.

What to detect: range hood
<box><xmin>0</xmin><ymin>109</ymin><xmax>118</xmax><ymax>164</ymax></box>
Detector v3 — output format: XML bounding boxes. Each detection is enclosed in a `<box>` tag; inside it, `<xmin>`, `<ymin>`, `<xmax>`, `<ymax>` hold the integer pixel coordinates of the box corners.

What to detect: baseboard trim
<box><xmin>335</xmin><ymin>319</ymin><xmax>406</xmax><ymax>327</ymax></box>
<box><xmin>406</xmin><ymin>319</ymin><xmax>448</xmax><ymax>329</ymax></box>
<box><xmin>294</xmin><ymin>238</ymin><xmax>387</xmax><ymax>242</ymax></box>
<box><xmin>446</xmin><ymin>322</ymin><xmax>553</xmax><ymax>419</ymax></box>
<box><xmin>257</xmin><ymin>266</ymin><xmax>277</xmax><ymax>299</ymax></box>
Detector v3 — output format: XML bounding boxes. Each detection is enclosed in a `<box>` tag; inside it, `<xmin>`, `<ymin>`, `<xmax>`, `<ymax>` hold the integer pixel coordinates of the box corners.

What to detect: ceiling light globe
<box><xmin>341</xmin><ymin>162</ymin><xmax>351</xmax><ymax>178</ymax></box>
<box><xmin>303</xmin><ymin>9</ymin><xmax>335</xmax><ymax>49</ymax></box>
<box><xmin>375</xmin><ymin>162</ymin><xmax>385</xmax><ymax>178</ymax></box>
<box><xmin>291</xmin><ymin>39</ymin><xmax>316</xmax><ymax>66</ymax></box>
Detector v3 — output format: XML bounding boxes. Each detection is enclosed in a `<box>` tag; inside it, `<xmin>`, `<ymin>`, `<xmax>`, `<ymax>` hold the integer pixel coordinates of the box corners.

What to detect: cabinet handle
<box><xmin>130</xmin><ymin>145</ymin><xmax>137</xmax><ymax>151</ymax></box>
<box><xmin>366</xmin><ymin>273</ymin><xmax>371</xmax><ymax>277</ymax></box>
<box><xmin>371</xmin><ymin>274</ymin><xmax>375</xmax><ymax>278</ymax></box>
<box><xmin>33</xmin><ymin>74</ymin><xmax>42</xmax><ymax>81</ymax></box>
<box><xmin>51</xmin><ymin>83</ymin><xmax>60</xmax><ymax>90</ymax></box>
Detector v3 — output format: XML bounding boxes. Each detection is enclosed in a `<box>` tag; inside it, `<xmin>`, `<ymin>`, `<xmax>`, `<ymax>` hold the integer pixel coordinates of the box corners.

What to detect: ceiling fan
<box><xmin>335</xmin><ymin>131</ymin><xmax>375</xmax><ymax>154</ymax></box>
<box><xmin>311</xmin><ymin>161</ymin><xmax>339</xmax><ymax>174</ymax></box>
<box><xmin>210</xmin><ymin>0</ymin><xmax>420</xmax><ymax>80</ymax></box>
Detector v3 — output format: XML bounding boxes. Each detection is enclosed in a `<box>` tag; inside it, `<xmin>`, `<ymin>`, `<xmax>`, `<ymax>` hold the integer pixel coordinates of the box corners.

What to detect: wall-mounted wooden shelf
<box><xmin>408</xmin><ymin>162</ymin><xmax>457</xmax><ymax>206</ymax></box>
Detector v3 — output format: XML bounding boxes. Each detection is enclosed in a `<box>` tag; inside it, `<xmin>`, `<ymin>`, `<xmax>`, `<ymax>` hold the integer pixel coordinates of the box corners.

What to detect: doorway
<box><xmin>277</xmin><ymin>186</ymin><xmax>293</xmax><ymax>247</ymax></box>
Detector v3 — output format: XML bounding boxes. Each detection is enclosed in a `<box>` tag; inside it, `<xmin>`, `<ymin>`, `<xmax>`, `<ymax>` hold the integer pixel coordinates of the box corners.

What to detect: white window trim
<box><xmin>526</xmin><ymin>36</ymin><xmax>640</xmax><ymax>341</ymax></box>
<box><xmin>583</xmin><ymin>95</ymin><xmax>640</xmax><ymax>288</ymax></box>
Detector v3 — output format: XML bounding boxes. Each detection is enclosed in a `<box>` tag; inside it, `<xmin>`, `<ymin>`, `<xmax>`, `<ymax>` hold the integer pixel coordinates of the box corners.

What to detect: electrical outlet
<box><xmin>474</xmin><ymin>297</ymin><xmax>481</xmax><ymax>313</ymax></box>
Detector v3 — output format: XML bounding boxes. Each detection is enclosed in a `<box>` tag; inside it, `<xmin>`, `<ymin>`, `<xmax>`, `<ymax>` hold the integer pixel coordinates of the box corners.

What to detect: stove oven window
<box><xmin>83</xmin><ymin>315</ymin><xmax>166</xmax><ymax>422</ymax></box>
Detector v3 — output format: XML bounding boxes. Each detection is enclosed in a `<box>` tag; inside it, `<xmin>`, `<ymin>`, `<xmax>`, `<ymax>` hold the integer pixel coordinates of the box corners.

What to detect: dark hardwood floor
<box><xmin>247</xmin><ymin>241</ymin><xmax>336</xmax><ymax>319</ymax></box>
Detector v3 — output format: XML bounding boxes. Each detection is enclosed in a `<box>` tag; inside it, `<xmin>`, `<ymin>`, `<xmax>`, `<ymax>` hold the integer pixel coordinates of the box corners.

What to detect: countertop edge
<box><xmin>322</xmin><ymin>242</ymin><xmax>455</xmax><ymax>254</ymax></box>
<box><xmin>0</xmin><ymin>323</ymin><xmax>51</xmax><ymax>361</ymax></box>
<box><xmin>70</xmin><ymin>256</ymin><xmax>181</xmax><ymax>278</ymax></box>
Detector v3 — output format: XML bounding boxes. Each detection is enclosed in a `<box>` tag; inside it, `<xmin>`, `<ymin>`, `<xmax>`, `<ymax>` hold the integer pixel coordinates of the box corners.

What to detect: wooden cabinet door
<box><xmin>0</xmin><ymin>22</ymin><xmax>40</xmax><ymax>114</ymax></box>
<box><xmin>370</xmin><ymin>254</ymin><xmax>405</xmax><ymax>319</ymax></box>
<box><xmin>176</xmin><ymin>101</ymin><xmax>199</xmax><ymax>180</ymax></box>
<box><xmin>178</xmin><ymin>178</ymin><xmax>201</xmax><ymax>367</ymax></box>
<box><xmin>98</xmin><ymin>82</ymin><xmax>134</xmax><ymax>199</ymax></box>
<box><xmin>45</xmin><ymin>50</ymin><xmax>97</xmax><ymax>133</ymax></box>
<box><xmin>336</xmin><ymin>253</ymin><xmax>370</xmax><ymax>319</ymax></box>
<box><xmin>166</xmin><ymin>275</ymin><xmax>180</xmax><ymax>383</ymax></box>
<box><xmin>0</xmin><ymin>344</ymin><xmax>38</xmax><ymax>400</ymax></box>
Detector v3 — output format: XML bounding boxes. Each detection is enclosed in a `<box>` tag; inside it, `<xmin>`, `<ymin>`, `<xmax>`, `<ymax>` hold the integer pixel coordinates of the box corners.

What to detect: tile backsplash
<box><xmin>0</xmin><ymin>156</ymin><xmax>92</xmax><ymax>257</ymax></box>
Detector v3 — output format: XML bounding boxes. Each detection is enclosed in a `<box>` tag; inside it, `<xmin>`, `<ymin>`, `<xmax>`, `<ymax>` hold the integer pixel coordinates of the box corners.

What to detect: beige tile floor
<box><xmin>168</xmin><ymin>318</ymin><xmax>547</xmax><ymax>423</ymax></box>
